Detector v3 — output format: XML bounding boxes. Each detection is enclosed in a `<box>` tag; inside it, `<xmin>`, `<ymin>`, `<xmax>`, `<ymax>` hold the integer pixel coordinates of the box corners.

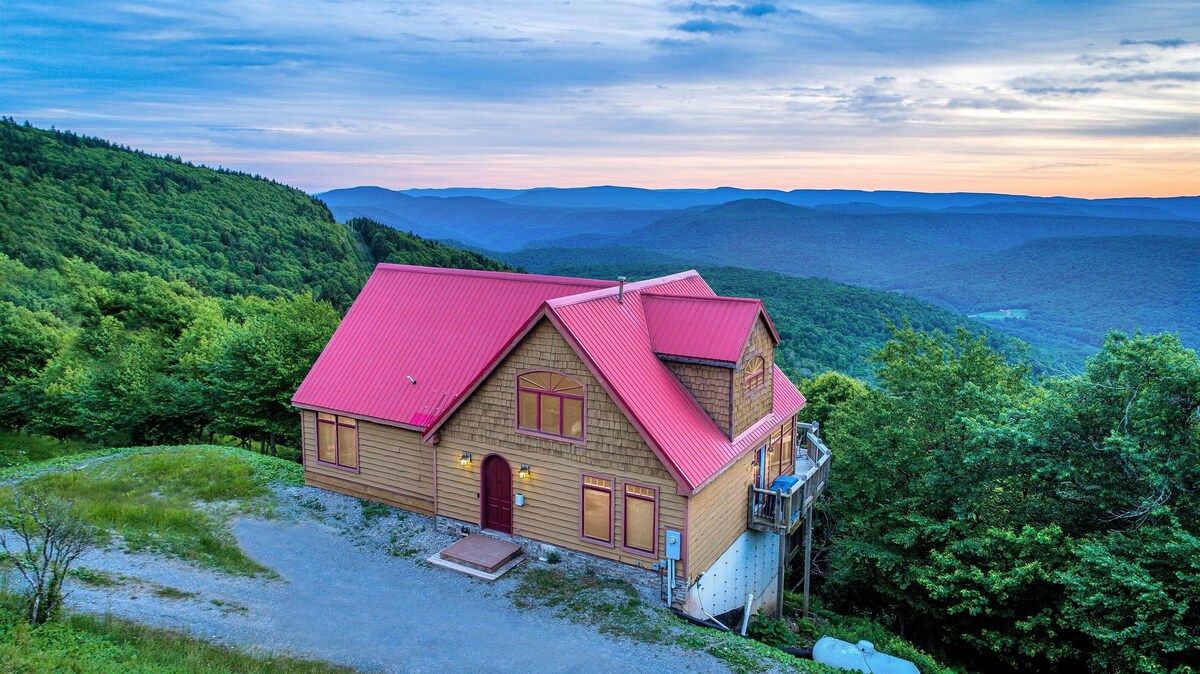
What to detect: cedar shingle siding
<box><xmin>733</xmin><ymin>319</ymin><xmax>775</xmax><ymax>437</ymax></box>
<box><xmin>437</xmin><ymin>318</ymin><xmax>686</xmax><ymax>573</ymax></box>
<box><xmin>301</xmin><ymin>411</ymin><xmax>435</xmax><ymax>514</ymax></box>
<box><xmin>664</xmin><ymin>360</ymin><xmax>733</xmax><ymax>438</ymax></box>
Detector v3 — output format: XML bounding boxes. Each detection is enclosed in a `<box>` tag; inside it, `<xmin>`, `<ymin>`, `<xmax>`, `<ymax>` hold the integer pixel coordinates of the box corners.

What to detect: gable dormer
<box><xmin>732</xmin><ymin>317</ymin><xmax>775</xmax><ymax>437</ymax></box>
<box><xmin>642</xmin><ymin>293</ymin><xmax>780</xmax><ymax>440</ymax></box>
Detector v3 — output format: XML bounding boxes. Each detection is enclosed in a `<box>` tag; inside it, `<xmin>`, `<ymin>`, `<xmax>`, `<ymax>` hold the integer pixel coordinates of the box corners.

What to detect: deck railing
<box><xmin>747</xmin><ymin>422</ymin><xmax>831</xmax><ymax>534</ymax></box>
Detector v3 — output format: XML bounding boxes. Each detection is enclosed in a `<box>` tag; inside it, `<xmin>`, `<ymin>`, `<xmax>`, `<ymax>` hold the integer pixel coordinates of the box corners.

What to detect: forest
<box><xmin>806</xmin><ymin>328</ymin><xmax>1198</xmax><ymax>673</ymax></box>
<box><xmin>0</xmin><ymin>119</ymin><xmax>508</xmax><ymax>453</ymax></box>
<box><xmin>0</xmin><ymin>122</ymin><xmax>1196</xmax><ymax>672</ymax></box>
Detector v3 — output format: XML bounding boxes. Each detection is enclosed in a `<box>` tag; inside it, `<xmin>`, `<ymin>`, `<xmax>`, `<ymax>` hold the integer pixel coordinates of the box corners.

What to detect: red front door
<box><xmin>481</xmin><ymin>455</ymin><xmax>513</xmax><ymax>534</ymax></box>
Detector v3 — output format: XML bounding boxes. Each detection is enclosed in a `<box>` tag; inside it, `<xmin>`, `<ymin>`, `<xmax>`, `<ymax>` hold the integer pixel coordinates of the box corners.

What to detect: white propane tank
<box><xmin>812</xmin><ymin>637</ymin><xmax>921</xmax><ymax>674</ymax></box>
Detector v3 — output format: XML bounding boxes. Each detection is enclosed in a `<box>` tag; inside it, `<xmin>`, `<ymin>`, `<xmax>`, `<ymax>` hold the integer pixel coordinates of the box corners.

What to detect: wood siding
<box><xmin>438</xmin><ymin>318</ymin><xmax>685</xmax><ymax>574</ymax></box>
<box><xmin>301</xmin><ymin>410</ymin><xmax>435</xmax><ymax>514</ymax></box>
<box><xmin>687</xmin><ymin>449</ymin><xmax>756</xmax><ymax>582</ymax></box>
<box><xmin>664</xmin><ymin>360</ymin><xmax>732</xmax><ymax>438</ymax></box>
<box><xmin>733</xmin><ymin>320</ymin><xmax>775</xmax><ymax>437</ymax></box>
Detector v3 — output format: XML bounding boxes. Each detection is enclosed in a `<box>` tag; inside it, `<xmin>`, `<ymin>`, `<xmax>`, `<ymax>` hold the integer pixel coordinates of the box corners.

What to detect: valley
<box><xmin>321</xmin><ymin>185</ymin><xmax>1200</xmax><ymax>366</ymax></box>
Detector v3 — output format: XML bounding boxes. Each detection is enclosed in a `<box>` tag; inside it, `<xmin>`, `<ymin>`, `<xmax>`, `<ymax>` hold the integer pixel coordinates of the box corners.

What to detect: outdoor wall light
<box><xmin>460</xmin><ymin>452</ymin><xmax>472</xmax><ymax>466</ymax></box>
<box><xmin>519</xmin><ymin>464</ymin><xmax>531</xmax><ymax>479</ymax></box>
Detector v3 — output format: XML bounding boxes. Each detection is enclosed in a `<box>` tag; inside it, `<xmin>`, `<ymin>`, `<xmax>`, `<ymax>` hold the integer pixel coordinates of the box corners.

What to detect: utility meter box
<box><xmin>665</xmin><ymin>529</ymin><xmax>682</xmax><ymax>560</ymax></box>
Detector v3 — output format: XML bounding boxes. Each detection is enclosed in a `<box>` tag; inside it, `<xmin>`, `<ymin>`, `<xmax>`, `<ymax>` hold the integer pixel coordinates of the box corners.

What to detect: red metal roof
<box><xmin>295</xmin><ymin>264</ymin><xmax>806</xmax><ymax>494</ymax></box>
<box><xmin>543</xmin><ymin>274</ymin><xmax>803</xmax><ymax>492</ymax></box>
<box><xmin>642</xmin><ymin>293</ymin><xmax>778</xmax><ymax>364</ymax></box>
<box><xmin>292</xmin><ymin>264</ymin><xmax>613</xmax><ymax>428</ymax></box>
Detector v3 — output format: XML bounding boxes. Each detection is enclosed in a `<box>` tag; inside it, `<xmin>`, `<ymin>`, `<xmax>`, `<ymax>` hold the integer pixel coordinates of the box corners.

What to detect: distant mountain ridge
<box><xmin>325</xmin><ymin>185</ymin><xmax>1200</xmax><ymax>220</ymax></box>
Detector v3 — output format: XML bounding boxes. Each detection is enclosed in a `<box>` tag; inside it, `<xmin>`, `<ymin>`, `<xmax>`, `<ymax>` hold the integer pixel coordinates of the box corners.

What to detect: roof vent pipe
<box><xmin>617</xmin><ymin>276</ymin><xmax>626</xmax><ymax>303</ymax></box>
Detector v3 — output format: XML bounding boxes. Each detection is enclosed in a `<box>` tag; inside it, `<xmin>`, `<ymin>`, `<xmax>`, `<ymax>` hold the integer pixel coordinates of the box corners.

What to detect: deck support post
<box><xmin>802</xmin><ymin>507</ymin><xmax>813</xmax><ymax>618</ymax></box>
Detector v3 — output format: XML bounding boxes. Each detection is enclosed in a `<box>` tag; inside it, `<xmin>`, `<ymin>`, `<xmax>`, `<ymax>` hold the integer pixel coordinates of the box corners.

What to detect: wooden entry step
<box><xmin>434</xmin><ymin>534</ymin><xmax>523</xmax><ymax>577</ymax></box>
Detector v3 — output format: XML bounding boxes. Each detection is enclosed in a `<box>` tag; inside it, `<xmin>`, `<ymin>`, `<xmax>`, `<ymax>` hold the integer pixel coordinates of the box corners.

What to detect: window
<box><xmin>744</xmin><ymin>356</ymin><xmax>765</xmax><ymax>391</ymax></box>
<box><xmin>581</xmin><ymin>475</ymin><xmax>613</xmax><ymax>544</ymax></box>
<box><xmin>517</xmin><ymin>371</ymin><xmax>585</xmax><ymax>440</ymax></box>
<box><xmin>316</xmin><ymin>413</ymin><xmax>358</xmax><ymax>470</ymax></box>
<box><xmin>769</xmin><ymin>425</ymin><xmax>783</xmax><ymax>480</ymax></box>
<box><xmin>781</xmin><ymin>419</ymin><xmax>795</xmax><ymax>475</ymax></box>
<box><xmin>623</xmin><ymin>483</ymin><xmax>657</xmax><ymax>555</ymax></box>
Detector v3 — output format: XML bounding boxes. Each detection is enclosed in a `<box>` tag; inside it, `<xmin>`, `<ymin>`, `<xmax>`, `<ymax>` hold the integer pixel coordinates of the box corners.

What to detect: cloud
<box><xmin>1011</xmin><ymin>78</ymin><xmax>1104</xmax><ymax>96</ymax></box>
<box><xmin>4</xmin><ymin>0</ymin><xmax>1197</xmax><ymax>195</ymax></box>
<box><xmin>1077</xmin><ymin>53</ymin><xmax>1153</xmax><ymax>69</ymax></box>
<box><xmin>740</xmin><ymin>3</ymin><xmax>778</xmax><ymax>17</ymax></box>
<box><xmin>1023</xmin><ymin>162</ymin><xmax>1101</xmax><ymax>171</ymax></box>
<box><xmin>675</xmin><ymin>2</ymin><xmax>777</xmax><ymax>17</ymax></box>
<box><xmin>945</xmin><ymin>97</ymin><xmax>1031</xmax><ymax>112</ymax></box>
<box><xmin>1089</xmin><ymin>70</ymin><xmax>1200</xmax><ymax>83</ymax></box>
<box><xmin>673</xmin><ymin>18</ymin><xmax>744</xmax><ymax>34</ymax></box>
<box><xmin>1120</xmin><ymin>38</ymin><xmax>1190</xmax><ymax>48</ymax></box>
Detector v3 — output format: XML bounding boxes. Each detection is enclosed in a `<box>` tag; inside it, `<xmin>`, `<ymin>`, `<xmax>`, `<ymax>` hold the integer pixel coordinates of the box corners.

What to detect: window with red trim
<box><xmin>581</xmin><ymin>475</ymin><xmax>613</xmax><ymax>543</ymax></box>
<box><xmin>623</xmin><ymin>483</ymin><xmax>657</xmax><ymax>554</ymax></box>
<box><xmin>517</xmin><ymin>371</ymin><xmax>585</xmax><ymax>440</ymax></box>
<box><xmin>769</xmin><ymin>425</ymin><xmax>783</xmax><ymax>480</ymax></box>
<box><xmin>745</xmin><ymin>356</ymin><xmax>765</xmax><ymax>391</ymax></box>
<box><xmin>780</xmin><ymin>418</ymin><xmax>795</xmax><ymax>475</ymax></box>
<box><xmin>316</xmin><ymin>413</ymin><xmax>358</xmax><ymax>469</ymax></box>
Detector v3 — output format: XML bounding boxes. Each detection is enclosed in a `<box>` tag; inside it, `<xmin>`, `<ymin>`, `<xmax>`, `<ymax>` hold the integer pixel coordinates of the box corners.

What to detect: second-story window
<box><xmin>744</xmin><ymin>355</ymin><xmax>766</xmax><ymax>391</ymax></box>
<box><xmin>517</xmin><ymin>371</ymin><xmax>585</xmax><ymax>440</ymax></box>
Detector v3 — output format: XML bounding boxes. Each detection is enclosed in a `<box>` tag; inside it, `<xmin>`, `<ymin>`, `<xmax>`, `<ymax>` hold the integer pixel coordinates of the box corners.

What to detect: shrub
<box><xmin>747</xmin><ymin>609</ymin><xmax>794</xmax><ymax>649</ymax></box>
<box><xmin>0</xmin><ymin>492</ymin><xmax>96</xmax><ymax>624</ymax></box>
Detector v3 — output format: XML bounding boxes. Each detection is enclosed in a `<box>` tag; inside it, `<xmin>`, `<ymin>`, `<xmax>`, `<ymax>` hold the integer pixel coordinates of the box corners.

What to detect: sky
<box><xmin>2</xmin><ymin>1</ymin><xmax>1197</xmax><ymax>197</ymax></box>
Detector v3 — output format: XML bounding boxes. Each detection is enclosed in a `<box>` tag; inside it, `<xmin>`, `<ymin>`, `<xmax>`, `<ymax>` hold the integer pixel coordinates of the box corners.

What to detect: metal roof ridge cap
<box><xmin>547</xmin><ymin>269</ymin><xmax>701</xmax><ymax>307</ymax></box>
<box><xmin>641</xmin><ymin>292</ymin><xmax>761</xmax><ymax>304</ymax></box>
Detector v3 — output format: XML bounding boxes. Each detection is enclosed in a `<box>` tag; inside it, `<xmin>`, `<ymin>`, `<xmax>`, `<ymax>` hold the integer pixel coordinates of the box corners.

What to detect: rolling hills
<box><xmin>320</xmin><ymin>185</ymin><xmax>1200</xmax><ymax>364</ymax></box>
<box><xmin>499</xmin><ymin>260</ymin><xmax>1044</xmax><ymax>380</ymax></box>
<box><xmin>888</xmin><ymin>236</ymin><xmax>1200</xmax><ymax>353</ymax></box>
<box><xmin>0</xmin><ymin>121</ymin><xmax>508</xmax><ymax>310</ymax></box>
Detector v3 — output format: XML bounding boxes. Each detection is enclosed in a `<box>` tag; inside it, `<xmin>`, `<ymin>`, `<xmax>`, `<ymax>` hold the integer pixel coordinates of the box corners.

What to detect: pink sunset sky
<box><xmin>4</xmin><ymin>1</ymin><xmax>1197</xmax><ymax>197</ymax></box>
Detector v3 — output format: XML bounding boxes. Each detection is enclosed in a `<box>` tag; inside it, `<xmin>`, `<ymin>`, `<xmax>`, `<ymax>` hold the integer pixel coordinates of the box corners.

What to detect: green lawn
<box><xmin>0</xmin><ymin>592</ymin><xmax>353</xmax><ymax>674</ymax></box>
<box><xmin>0</xmin><ymin>430</ymin><xmax>97</xmax><ymax>470</ymax></box>
<box><xmin>0</xmin><ymin>442</ymin><xmax>344</xmax><ymax>672</ymax></box>
<box><xmin>1</xmin><ymin>445</ymin><xmax>303</xmax><ymax>575</ymax></box>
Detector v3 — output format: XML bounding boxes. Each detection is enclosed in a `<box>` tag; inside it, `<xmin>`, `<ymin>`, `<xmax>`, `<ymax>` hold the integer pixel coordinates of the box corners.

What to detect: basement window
<box><xmin>316</xmin><ymin>412</ymin><xmax>358</xmax><ymax>470</ymax></box>
<box><xmin>517</xmin><ymin>371</ymin><xmax>585</xmax><ymax>441</ymax></box>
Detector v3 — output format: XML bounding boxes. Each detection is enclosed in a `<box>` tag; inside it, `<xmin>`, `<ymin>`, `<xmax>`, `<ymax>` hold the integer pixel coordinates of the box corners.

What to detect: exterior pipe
<box><xmin>740</xmin><ymin>594</ymin><xmax>754</xmax><ymax>636</ymax></box>
<box><xmin>669</xmin><ymin>607</ymin><xmax>730</xmax><ymax>631</ymax></box>
<box><xmin>666</xmin><ymin>558</ymin><xmax>674</xmax><ymax>606</ymax></box>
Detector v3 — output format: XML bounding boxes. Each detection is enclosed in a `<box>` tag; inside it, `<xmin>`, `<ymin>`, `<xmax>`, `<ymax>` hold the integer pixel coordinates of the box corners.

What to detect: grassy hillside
<box><xmin>0</xmin><ymin>121</ymin><xmax>509</xmax><ymax>449</ymax></box>
<box><xmin>508</xmin><ymin>257</ymin><xmax>1036</xmax><ymax>379</ymax></box>
<box><xmin>891</xmin><ymin>236</ymin><xmax>1200</xmax><ymax>354</ymax></box>
<box><xmin>0</xmin><ymin>119</ymin><xmax>507</xmax><ymax>310</ymax></box>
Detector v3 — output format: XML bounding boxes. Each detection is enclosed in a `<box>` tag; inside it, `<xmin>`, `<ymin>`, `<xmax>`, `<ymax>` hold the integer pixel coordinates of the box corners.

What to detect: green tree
<box><xmin>201</xmin><ymin>295</ymin><xmax>339</xmax><ymax>455</ymax></box>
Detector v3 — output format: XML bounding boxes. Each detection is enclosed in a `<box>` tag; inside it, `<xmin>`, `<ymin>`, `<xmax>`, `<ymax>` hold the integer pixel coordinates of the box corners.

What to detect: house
<box><xmin>292</xmin><ymin>264</ymin><xmax>830</xmax><ymax>619</ymax></box>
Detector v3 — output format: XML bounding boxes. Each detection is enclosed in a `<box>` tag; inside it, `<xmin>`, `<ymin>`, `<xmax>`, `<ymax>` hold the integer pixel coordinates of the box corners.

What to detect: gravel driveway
<box><xmin>63</xmin><ymin>487</ymin><xmax>729</xmax><ymax>674</ymax></box>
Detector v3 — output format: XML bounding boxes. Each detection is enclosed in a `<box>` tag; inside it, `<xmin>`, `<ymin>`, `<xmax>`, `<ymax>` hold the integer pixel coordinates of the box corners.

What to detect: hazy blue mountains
<box><xmin>317</xmin><ymin>185</ymin><xmax>1200</xmax><ymax>365</ymax></box>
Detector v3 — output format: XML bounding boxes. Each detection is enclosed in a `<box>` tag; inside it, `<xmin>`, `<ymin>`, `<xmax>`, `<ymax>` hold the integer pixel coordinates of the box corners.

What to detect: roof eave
<box><xmin>291</xmin><ymin>402</ymin><xmax>425</xmax><ymax>432</ymax></box>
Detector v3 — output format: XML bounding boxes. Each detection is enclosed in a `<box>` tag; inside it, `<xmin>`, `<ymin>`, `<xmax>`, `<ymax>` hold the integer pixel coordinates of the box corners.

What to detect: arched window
<box><xmin>517</xmin><ymin>371</ymin><xmax>585</xmax><ymax>440</ymax></box>
<box><xmin>744</xmin><ymin>355</ymin><xmax>766</xmax><ymax>391</ymax></box>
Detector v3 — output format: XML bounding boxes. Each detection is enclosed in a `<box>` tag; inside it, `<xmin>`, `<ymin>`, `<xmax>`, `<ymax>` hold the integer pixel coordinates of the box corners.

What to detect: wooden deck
<box><xmin>748</xmin><ymin>423</ymin><xmax>831</xmax><ymax>535</ymax></box>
